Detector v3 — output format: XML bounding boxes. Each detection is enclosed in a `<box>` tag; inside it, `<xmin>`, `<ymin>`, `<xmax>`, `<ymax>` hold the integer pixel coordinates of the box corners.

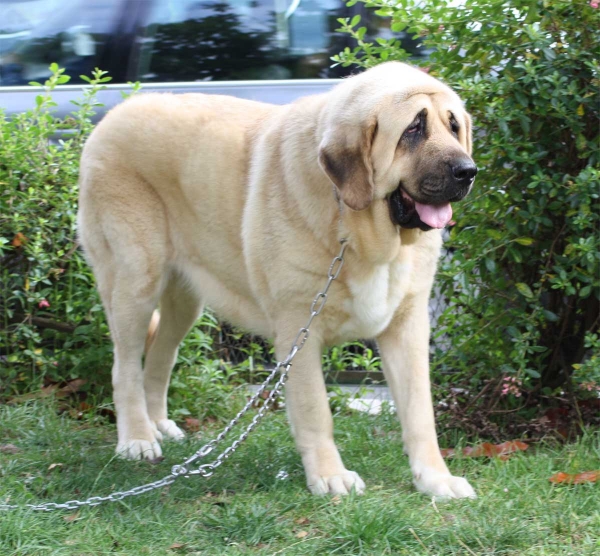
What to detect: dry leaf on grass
<box><xmin>168</xmin><ymin>542</ymin><xmax>186</xmax><ymax>550</ymax></box>
<box><xmin>8</xmin><ymin>379</ymin><xmax>86</xmax><ymax>404</ymax></box>
<box><xmin>57</xmin><ymin>379</ymin><xmax>86</xmax><ymax>396</ymax></box>
<box><xmin>0</xmin><ymin>444</ymin><xmax>21</xmax><ymax>454</ymax></box>
<box><xmin>549</xmin><ymin>470</ymin><xmax>599</xmax><ymax>484</ymax></box>
<box><xmin>442</xmin><ymin>440</ymin><xmax>528</xmax><ymax>459</ymax></box>
<box><xmin>63</xmin><ymin>512</ymin><xmax>79</xmax><ymax>523</ymax></box>
<box><xmin>48</xmin><ymin>463</ymin><xmax>64</xmax><ymax>471</ymax></box>
<box><xmin>295</xmin><ymin>531</ymin><xmax>309</xmax><ymax>539</ymax></box>
<box><xmin>295</xmin><ymin>517</ymin><xmax>310</xmax><ymax>525</ymax></box>
<box><xmin>184</xmin><ymin>417</ymin><xmax>201</xmax><ymax>432</ymax></box>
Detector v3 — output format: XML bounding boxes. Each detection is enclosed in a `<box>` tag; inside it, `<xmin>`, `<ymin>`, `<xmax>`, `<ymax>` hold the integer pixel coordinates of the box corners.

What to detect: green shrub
<box><xmin>0</xmin><ymin>66</ymin><xmax>111</xmax><ymax>395</ymax></box>
<box><xmin>335</xmin><ymin>0</ymin><xmax>600</xmax><ymax>392</ymax></box>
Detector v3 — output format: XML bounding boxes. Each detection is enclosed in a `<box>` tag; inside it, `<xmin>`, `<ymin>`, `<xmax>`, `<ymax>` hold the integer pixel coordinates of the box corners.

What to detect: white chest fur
<box><xmin>339</xmin><ymin>260</ymin><xmax>411</xmax><ymax>340</ymax></box>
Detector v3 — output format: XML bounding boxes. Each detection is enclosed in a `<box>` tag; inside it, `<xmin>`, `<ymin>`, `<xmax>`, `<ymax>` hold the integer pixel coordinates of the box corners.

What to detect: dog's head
<box><xmin>318</xmin><ymin>63</ymin><xmax>476</xmax><ymax>231</ymax></box>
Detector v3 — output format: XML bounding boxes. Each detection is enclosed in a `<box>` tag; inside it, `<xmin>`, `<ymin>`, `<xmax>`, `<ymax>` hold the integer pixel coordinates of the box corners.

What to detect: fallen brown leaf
<box><xmin>442</xmin><ymin>440</ymin><xmax>528</xmax><ymax>459</ymax></box>
<box><xmin>57</xmin><ymin>379</ymin><xmax>86</xmax><ymax>397</ymax></box>
<box><xmin>8</xmin><ymin>379</ymin><xmax>86</xmax><ymax>404</ymax></box>
<box><xmin>169</xmin><ymin>542</ymin><xmax>186</xmax><ymax>550</ymax></box>
<box><xmin>464</xmin><ymin>440</ymin><xmax>529</xmax><ymax>458</ymax></box>
<box><xmin>184</xmin><ymin>417</ymin><xmax>201</xmax><ymax>432</ymax></box>
<box><xmin>0</xmin><ymin>444</ymin><xmax>21</xmax><ymax>454</ymax></box>
<box><xmin>48</xmin><ymin>463</ymin><xmax>64</xmax><ymax>471</ymax></box>
<box><xmin>549</xmin><ymin>470</ymin><xmax>599</xmax><ymax>484</ymax></box>
<box><xmin>295</xmin><ymin>531</ymin><xmax>309</xmax><ymax>539</ymax></box>
<box><xmin>295</xmin><ymin>517</ymin><xmax>310</xmax><ymax>525</ymax></box>
<box><xmin>63</xmin><ymin>512</ymin><xmax>79</xmax><ymax>522</ymax></box>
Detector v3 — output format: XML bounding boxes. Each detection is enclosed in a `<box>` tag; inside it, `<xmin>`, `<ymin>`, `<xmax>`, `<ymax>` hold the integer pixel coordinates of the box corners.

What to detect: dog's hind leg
<box><xmin>143</xmin><ymin>273</ymin><xmax>204</xmax><ymax>441</ymax></box>
<box><xmin>79</xmin><ymin>173</ymin><xmax>169</xmax><ymax>460</ymax></box>
<box><xmin>109</xmin><ymin>273</ymin><xmax>164</xmax><ymax>460</ymax></box>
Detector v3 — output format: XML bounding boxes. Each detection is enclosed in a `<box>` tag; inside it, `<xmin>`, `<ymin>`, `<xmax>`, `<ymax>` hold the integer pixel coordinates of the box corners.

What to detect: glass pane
<box><xmin>0</xmin><ymin>0</ymin><xmax>123</xmax><ymax>86</ymax></box>
<box><xmin>137</xmin><ymin>0</ymin><xmax>282</xmax><ymax>82</ymax></box>
<box><xmin>136</xmin><ymin>0</ymin><xmax>431</xmax><ymax>82</ymax></box>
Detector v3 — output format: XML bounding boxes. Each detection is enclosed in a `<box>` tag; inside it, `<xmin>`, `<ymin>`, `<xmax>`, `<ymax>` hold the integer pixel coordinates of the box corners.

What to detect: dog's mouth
<box><xmin>388</xmin><ymin>187</ymin><xmax>453</xmax><ymax>231</ymax></box>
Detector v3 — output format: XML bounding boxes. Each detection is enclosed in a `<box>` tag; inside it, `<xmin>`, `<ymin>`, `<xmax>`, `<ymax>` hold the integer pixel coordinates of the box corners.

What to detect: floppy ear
<box><xmin>318</xmin><ymin>118</ymin><xmax>378</xmax><ymax>211</ymax></box>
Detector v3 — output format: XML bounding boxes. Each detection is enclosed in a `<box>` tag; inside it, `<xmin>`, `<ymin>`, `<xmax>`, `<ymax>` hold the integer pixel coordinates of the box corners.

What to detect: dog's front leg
<box><xmin>377</xmin><ymin>294</ymin><xmax>476</xmax><ymax>499</ymax></box>
<box><xmin>275</xmin><ymin>330</ymin><xmax>365</xmax><ymax>495</ymax></box>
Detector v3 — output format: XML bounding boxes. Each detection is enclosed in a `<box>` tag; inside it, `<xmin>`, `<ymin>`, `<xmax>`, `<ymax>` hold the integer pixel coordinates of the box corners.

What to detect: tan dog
<box><xmin>78</xmin><ymin>62</ymin><xmax>477</xmax><ymax>498</ymax></box>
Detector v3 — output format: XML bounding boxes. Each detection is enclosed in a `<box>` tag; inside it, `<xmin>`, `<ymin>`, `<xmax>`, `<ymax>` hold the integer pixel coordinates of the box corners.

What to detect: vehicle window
<box><xmin>0</xmin><ymin>0</ymin><xmax>124</xmax><ymax>86</ymax></box>
<box><xmin>135</xmin><ymin>0</ymin><xmax>390</xmax><ymax>81</ymax></box>
<box><xmin>0</xmin><ymin>0</ymin><xmax>432</xmax><ymax>86</ymax></box>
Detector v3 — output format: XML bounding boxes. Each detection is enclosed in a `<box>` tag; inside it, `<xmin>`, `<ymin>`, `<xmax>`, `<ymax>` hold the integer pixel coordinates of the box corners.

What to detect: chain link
<box><xmin>1</xmin><ymin>239</ymin><xmax>349</xmax><ymax>512</ymax></box>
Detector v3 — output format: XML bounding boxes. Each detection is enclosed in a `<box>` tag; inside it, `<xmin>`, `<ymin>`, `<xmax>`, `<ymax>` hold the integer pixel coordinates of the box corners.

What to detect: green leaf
<box><xmin>351</xmin><ymin>14</ymin><xmax>361</xmax><ymax>27</ymax></box>
<box><xmin>391</xmin><ymin>22</ymin><xmax>407</xmax><ymax>32</ymax></box>
<box><xmin>543</xmin><ymin>310</ymin><xmax>559</xmax><ymax>322</ymax></box>
<box><xmin>57</xmin><ymin>75</ymin><xmax>71</xmax><ymax>84</ymax></box>
<box><xmin>514</xmin><ymin>238</ymin><xmax>534</xmax><ymax>246</ymax></box>
<box><xmin>579</xmin><ymin>285</ymin><xmax>591</xmax><ymax>298</ymax></box>
<box><xmin>576</xmin><ymin>134</ymin><xmax>587</xmax><ymax>152</ymax></box>
<box><xmin>515</xmin><ymin>283</ymin><xmax>534</xmax><ymax>298</ymax></box>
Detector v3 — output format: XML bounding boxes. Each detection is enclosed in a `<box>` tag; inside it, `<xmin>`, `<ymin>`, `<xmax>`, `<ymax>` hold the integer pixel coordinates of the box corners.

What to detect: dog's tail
<box><xmin>144</xmin><ymin>310</ymin><xmax>160</xmax><ymax>354</ymax></box>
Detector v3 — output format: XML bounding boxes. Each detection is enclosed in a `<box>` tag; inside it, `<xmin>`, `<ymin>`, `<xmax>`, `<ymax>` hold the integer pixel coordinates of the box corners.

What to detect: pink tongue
<box><xmin>414</xmin><ymin>202</ymin><xmax>453</xmax><ymax>228</ymax></box>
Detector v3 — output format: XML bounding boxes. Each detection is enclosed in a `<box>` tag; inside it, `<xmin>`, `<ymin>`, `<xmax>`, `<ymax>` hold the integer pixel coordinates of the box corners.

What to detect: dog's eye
<box><xmin>449</xmin><ymin>113</ymin><xmax>459</xmax><ymax>137</ymax></box>
<box><xmin>405</xmin><ymin>118</ymin><xmax>421</xmax><ymax>135</ymax></box>
<box><xmin>400</xmin><ymin>111</ymin><xmax>426</xmax><ymax>145</ymax></box>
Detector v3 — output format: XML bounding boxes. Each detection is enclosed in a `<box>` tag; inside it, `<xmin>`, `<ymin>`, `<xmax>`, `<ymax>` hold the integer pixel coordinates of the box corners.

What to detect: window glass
<box><xmin>136</xmin><ymin>0</ymin><xmax>376</xmax><ymax>81</ymax></box>
<box><xmin>0</xmin><ymin>0</ymin><xmax>123</xmax><ymax>85</ymax></box>
<box><xmin>137</xmin><ymin>1</ymin><xmax>282</xmax><ymax>82</ymax></box>
<box><xmin>0</xmin><ymin>0</ymin><xmax>432</xmax><ymax>86</ymax></box>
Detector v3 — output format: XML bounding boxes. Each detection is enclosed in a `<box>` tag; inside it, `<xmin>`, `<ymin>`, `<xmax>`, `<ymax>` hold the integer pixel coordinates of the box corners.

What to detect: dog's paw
<box><xmin>413</xmin><ymin>467</ymin><xmax>476</xmax><ymax>500</ymax></box>
<box><xmin>156</xmin><ymin>419</ymin><xmax>185</xmax><ymax>441</ymax></box>
<box><xmin>308</xmin><ymin>470</ymin><xmax>366</xmax><ymax>496</ymax></box>
<box><xmin>116</xmin><ymin>438</ymin><xmax>163</xmax><ymax>460</ymax></box>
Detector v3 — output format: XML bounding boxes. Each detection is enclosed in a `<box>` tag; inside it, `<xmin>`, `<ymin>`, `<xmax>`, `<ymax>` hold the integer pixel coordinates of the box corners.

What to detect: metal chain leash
<box><xmin>0</xmin><ymin>239</ymin><xmax>349</xmax><ymax>512</ymax></box>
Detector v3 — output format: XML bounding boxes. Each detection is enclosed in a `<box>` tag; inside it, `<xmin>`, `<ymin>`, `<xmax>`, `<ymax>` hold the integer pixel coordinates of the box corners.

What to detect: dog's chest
<box><xmin>338</xmin><ymin>260</ymin><xmax>411</xmax><ymax>340</ymax></box>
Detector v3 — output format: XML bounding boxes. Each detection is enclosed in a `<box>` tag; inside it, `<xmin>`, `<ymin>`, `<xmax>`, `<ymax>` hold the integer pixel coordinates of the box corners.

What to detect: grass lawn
<box><xmin>1</xmin><ymin>399</ymin><xmax>598</xmax><ymax>555</ymax></box>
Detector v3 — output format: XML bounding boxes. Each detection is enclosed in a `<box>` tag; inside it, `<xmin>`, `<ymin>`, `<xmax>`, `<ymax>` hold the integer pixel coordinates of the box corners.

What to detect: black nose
<box><xmin>451</xmin><ymin>160</ymin><xmax>478</xmax><ymax>183</ymax></box>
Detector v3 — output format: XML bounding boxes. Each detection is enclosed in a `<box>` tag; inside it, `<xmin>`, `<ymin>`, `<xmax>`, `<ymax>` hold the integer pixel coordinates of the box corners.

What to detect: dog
<box><xmin>77</xmin><ymin>62</ymin><xmax>477</xmax><ymax>498</ymax></box>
